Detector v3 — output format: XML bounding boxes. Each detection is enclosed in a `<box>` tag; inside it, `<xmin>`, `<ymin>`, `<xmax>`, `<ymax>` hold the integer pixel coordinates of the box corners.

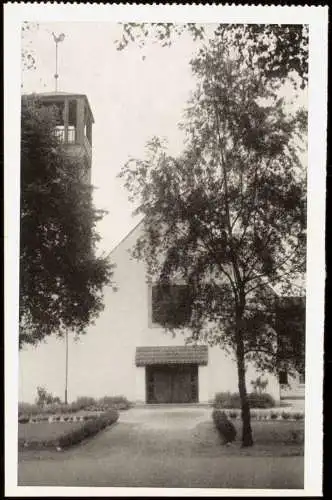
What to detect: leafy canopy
<box><xmin>120</xmin><ymin>29</ymin><xmax>306</xmax><ymax>376</ymax></box>
<box><xmin>20</xmin><ymin>96</ymin><xmax>113</xmax><ymax>348</ymax></box>
<box><xmin>116</xmin><ymin>23</ymin><xmax>308</xmax><ymax>90</ymax></box>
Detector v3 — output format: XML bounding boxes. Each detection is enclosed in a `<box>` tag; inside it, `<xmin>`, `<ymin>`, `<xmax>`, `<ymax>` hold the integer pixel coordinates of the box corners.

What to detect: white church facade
<box><xmin>19</xmin><ymin>218</ymin><xmax>304</xmax><ymax>407</ymax></box>
<box><xmin>19</xmin><ymin>91</ymin><xmax>305</xmax><ymax>408</ymax></box>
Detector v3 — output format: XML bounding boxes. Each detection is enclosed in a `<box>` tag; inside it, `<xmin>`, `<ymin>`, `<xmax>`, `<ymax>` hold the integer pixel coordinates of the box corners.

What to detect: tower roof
<box><xmin>23</xmin><ymin>91</ymin><xmax>95</xmax><ymax>123</ymax></box>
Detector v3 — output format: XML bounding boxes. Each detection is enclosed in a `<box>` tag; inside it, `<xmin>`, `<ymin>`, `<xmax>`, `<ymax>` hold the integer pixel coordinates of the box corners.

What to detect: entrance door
<box><xmin>153</xmin><ymin>368</ymin><xmax>173</xmax><ymax>403</ymax></box>
<box><xmin>146</xmin><ymin>365</ymin><xmax>198</xmax><ymax>404</ymax></box>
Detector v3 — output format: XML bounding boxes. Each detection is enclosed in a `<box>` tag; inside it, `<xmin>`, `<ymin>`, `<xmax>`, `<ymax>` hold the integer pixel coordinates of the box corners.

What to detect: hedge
<box><xmin>216</xmin><ymin>408</ymin><xmax>304</xmax><ymax>421</ymax></box>
<box><xmin>19</xmin><ymin>409</ymin><xmax>119</xmax><ymax>450</ymax></box>
<box><xmin>57</xmin><ymin>409</ymin><xmax>119</xmax><ymax>449</ymax></box>
<box><xmin>213</xmin><ymin>391</ymin><xmax>275</xmax><ymax>409</ymax></box>
<box><xmin>212</xmin><ymin>409</ymin><xmax>237</xmax><ymax>444</ymax></box>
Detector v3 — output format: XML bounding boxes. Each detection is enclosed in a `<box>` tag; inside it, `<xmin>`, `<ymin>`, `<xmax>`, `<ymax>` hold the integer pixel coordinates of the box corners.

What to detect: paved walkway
<box><xmin>18</xmin><ymin>407</ymin><xmax>304</xmax><ymax>489</ymax></box>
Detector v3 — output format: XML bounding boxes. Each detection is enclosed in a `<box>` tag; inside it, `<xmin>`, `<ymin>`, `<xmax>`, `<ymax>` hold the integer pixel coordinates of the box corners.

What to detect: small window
<box><xmin>68</xmin><ymin>100</ymin><xmax>77</xmax><ymax>127</ymax></box>
<box><xmin>279</xmin><ymin>371</ymin><xmax>288</xmax><ymax>385</ymax></box>
<box><xmin>54</xmin><ymin>125</ymin><xmax>65</xmax><ymax>142</ymax></box>
<box><xmin>68</xmin><ymin>126</ymin><xmax>76</xmax><ymax>143</ymax></box>
<box><xmin>151</xmin><ymin>284</ymin><xmax>191</xmax><ymax>327</ymax></box>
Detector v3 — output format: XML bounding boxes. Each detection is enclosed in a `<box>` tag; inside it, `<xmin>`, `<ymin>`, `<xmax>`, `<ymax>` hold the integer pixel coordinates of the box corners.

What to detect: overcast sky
<box><xmin>22</xmin><ymin>22</ymin><xmax>204</xmax><ymax>254</ymax></box>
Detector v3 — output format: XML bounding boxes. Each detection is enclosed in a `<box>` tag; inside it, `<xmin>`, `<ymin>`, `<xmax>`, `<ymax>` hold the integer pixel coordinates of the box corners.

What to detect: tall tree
<box><xmin>120</xmin><ymin>32</ymin><xmax>306</xmax><ymax>446</ymax></box>
<box><xmin>116</xmin><ymin>23</ymin><xmax>308</xmax><ymax>90</ymax></box>
<box><xmin>20</xmin><ymin>96</ymin><xmax>113</xmax><ymax>348</ymax></box>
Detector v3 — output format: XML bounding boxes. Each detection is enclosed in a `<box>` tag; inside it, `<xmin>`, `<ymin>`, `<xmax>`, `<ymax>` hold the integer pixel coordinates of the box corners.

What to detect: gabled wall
<box><xmin>19</xmin><ymin>221</ymin><xmax>281</xmax><ymax>404</ymax></box>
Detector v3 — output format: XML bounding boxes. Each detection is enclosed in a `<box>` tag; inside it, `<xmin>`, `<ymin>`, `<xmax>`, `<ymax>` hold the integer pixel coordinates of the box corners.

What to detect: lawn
<box><xmin>18</xmin><ymin>409</ymin><xmax>119</xmax><ymax>451</ymax></box>
<box><xmin>233</xmin><ymin>419</ymin><xmax>304</xmax><ymax>445</ymax></box>
<box><xmin>18</xmin><ymin>422</ymin><xmax>83</xmax><ymax>445</ymax></box>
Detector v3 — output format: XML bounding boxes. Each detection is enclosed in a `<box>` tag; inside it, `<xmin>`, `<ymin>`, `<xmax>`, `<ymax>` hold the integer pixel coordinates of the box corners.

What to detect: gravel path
<box><xmin>18</xmin><ymin>407</ymin><xmax>304</xmax><ymax>489</ymax></box>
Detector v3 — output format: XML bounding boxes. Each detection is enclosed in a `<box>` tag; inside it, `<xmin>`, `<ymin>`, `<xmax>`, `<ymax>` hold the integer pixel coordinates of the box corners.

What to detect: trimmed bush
<box><xmin>293</xmin><ymin>412</ymin><xmax>304</xmax><ymax>421</ymax></box>
<box><xmin>18</xmin><ymin>395</ymin><xmax>131</xmax><ymax>421</ymax></box>
<box><xmin>57</xmin><ymin>409</ymin><xmax>119</xmax><ymax>449</ymax></box>
<box><xmin>213</xmin><ymin>391</ymin><xmax>275</xmax><ymax>409</ymax></box>
<box><xmin>248</xmin><ymin>393</ymin><xmax>275</xmax><ymax>409</ymax></box>
<box><xmin>270</xmin><ymin>412</ymin><xmax>279</xmax><ymax>420</ymax></box>
<box><xmin>18</xmin><ymin>409</ymin><xmax>119</xmax><ymax>451</ymax></box>
<box><xmin>281</xmin><ymin>411</ymin><xmax>291</xmax><ymax>420</ymax></box>
<box><xmin>18</xmin><ymin>402</ymin><xmax>40</xmax><ymax>416</ymax></box>
<box><xmin>97</xmin><ymin>395</ymin><xmax>131</xmax><ymax>410</ymax></box>
<box><xmin>212</xmin><ymin>409</ymin><xmax>237</xmax><ymax>444</ymax></box>
<box><xmin>18</xmin><ymin>415</ymin><xmax>30</xmax><ymax>424</ymax></box>
<box><xmin>70</xmin><ymin>396</ymin><xmax>97</xmax><ymax>412</ymax></box>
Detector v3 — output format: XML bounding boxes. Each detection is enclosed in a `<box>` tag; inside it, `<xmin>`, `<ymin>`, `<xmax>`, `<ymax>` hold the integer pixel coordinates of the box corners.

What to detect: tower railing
<box><xmin>53</xmin><ymin>126</ymin><xmax>76</xmax><ymax>144</ymax></box>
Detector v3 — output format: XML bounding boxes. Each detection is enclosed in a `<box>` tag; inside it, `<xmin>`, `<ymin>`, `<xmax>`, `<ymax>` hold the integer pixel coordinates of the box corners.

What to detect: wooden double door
<box><xmin>146</xmin><ymin>364</ymin><xmax>198</xmax><ymax>404</ymax></box>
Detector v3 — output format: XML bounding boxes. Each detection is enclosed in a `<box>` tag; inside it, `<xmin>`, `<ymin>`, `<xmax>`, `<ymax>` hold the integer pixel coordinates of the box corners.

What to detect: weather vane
<box><xmin>52</xmin><ymin>32</ymin><xmax>65</xmax><ymax>92</ymax></box>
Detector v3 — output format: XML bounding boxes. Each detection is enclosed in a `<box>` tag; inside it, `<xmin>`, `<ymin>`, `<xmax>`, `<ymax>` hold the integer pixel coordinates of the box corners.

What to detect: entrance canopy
<box><xmin>135</xmin><ymin>346</ymin><xmax>208</xmax><ymax>366</ymax></box>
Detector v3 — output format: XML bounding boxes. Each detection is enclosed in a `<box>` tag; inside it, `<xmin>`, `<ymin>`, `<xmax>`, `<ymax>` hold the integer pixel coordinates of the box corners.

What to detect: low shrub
<box><xmin>281</xmin><ymin>411</ymin><xmax>291</xmax><ymax>420</ymax></box>
<box><xmin>228</xmin><ymin>411</ymin><xmax>238</xmax><ymax>419</ymax></box>
<box><xmin>18</xmin><ymin>394</ymin><xmax>131</xmax><ymax>421</ymax></box>
<box><xmin>18</xmin><ymin>415</ymin><xmax>30</xmax><ymax>424</ymax></box>
<box><xmin>18</xmin><ymin>402</ymin><xmax>40</xmax><ymax>416</ymax></box>
<box><xmin>213</xmin><ymin>391</ymin><xmax>275</xmax><ymax>409</ymax></box>
<box><xmin>70</xmin><ymin>396</ymin><xmax>97</xmax><ymax>412</ymax></box>
<box><xmin>248</xmin><ymin>393</ymin><xmax>275</xmax><ymax>409</ymax></box>
<box><xmin>97</xmin><ymin>395</ymin><xmax>132</xmax><ymax>410</ymax></box>
<box><xmin>270</xmin><ymin>412</ymin><xmax>279</xmax><ymax>420</ymax></box>
<box><xmin>57</xmin><ymin>409</ymin><xmax>119</xmax><ymax>449</ymax></box>
<box><xmin>212</xmin><ymin>409</ymin><xmax>237</xmax><ymax>444</ymax></box>
<box><xmin>293</xmin><ymin>412</ymin><xmax>304</xmax><ymax>421</ymax></box>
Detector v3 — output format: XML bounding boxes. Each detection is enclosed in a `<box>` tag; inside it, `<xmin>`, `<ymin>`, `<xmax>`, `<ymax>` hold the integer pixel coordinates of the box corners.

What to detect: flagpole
<box><xmin>55</xmin><ymin>40</ymin><xmax>58</xmax><ymax>92</ymax></box>
<box><xmin>65</xmin><ymin>330</ymin><xmax>68</xmax><ymax>405</ymax></box>
<box><xmin>52</xmin><ymin>33</ymin><xmax>65</xmax><ymax>92</ymax></box>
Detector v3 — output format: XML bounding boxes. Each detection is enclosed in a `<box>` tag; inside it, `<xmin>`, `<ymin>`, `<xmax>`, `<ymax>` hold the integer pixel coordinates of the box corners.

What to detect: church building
<box><xmin>19</xmin><ymin>91</ymin><xmax>305</xmax><ymax>409</ymax></box>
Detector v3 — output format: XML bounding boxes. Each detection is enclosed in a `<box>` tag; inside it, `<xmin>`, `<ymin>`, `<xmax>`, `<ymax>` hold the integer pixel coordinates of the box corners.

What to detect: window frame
<box><xmin>148</xmin><ymin>282</ymin><xmax>192</xmax><ymax>329</ymax></box>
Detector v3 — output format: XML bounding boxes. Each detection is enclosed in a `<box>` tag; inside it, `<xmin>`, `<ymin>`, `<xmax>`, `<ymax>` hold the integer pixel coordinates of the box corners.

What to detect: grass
<box><xmin>211</xmin><ymin>409</ymin><xmax>304</xmax><ymax>457</ymax></box>
<box><xmin>19</xmin><ymin>422</ymin><xmax>82</xmax><ymax>443</ymax></box>
<box><xmin>18</xmin><ymin>409</ymin><xmax>119</xmax><ymax>450</ymax></box>
<box><xmin>232</xmin><ymin>419</ymin><xmax>304</xmax><ymax>445</ymax></box>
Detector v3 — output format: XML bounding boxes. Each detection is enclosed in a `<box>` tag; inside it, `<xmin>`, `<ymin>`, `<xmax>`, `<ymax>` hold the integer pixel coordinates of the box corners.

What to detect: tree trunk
<box><xmin>236</xmin><ymin>315</ymin><xmax>254</xmax><ymax>447</ymax></box>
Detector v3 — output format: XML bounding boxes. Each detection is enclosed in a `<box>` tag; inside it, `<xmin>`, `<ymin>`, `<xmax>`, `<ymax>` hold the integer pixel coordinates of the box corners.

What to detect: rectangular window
<box><xmin>68</xmin><ymin>100</ymin><xmax>77</xmax><ymax>127</ymax></box>
<box><xmin>279</xmin><ymin>370</ymin><xmax>288</xmax><ymax>385</ymax></box>
<box><xmin>151</xmin><ymin>284</ymin><xmax>192</xmax><ymax>327</ymax></box>
<box><xmin>68</xmin><ymin>126</ymin><xmax>76</xmax><ymax>143</ymax></box>
<box><xmin>54</xmin><ymin>125</ymin><xmax>65</xmax><ymax>142</ymax></box>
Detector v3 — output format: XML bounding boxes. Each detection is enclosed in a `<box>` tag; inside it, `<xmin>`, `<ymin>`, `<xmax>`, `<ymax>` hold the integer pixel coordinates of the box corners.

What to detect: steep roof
<box><xmin>108</xmin><ymin>218</ymin><xmax>144</xmax><ymax>257</ymax></box>
<box><xmin>109</xmin><ymin>218</ymin><xmax>305</xmax><ymax>299</ymax></box>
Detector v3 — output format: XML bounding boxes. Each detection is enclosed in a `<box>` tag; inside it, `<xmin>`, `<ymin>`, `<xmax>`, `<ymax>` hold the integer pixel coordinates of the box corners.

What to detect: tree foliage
<box><xmin>116</xmin><ymin>23</ymin><xmax>308</xmax><ymax>90</ymax></box>
<box><xmin>20</xmin><ymin>96</ymin><xmax>113</xmax><ymax>348</ymax></box>
<box><xmin>120</xmin><ymin>31</ymin><xmax>307</xmax><ymax>445</ymax></box>
<box><xmin>21</xmin><ymin>22</ymin><xmax>39</xmax><ymax>72</ymax></box>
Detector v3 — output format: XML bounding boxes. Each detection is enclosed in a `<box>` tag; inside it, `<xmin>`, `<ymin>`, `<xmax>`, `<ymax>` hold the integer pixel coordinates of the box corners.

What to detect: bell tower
<box><xmin>32</xmin><ymin>91</ymin><xmax>94</xmax><ymax>184</ymax></box>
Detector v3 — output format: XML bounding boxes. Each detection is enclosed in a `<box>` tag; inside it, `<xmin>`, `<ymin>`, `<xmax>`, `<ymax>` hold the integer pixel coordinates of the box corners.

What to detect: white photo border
<box><xmin>4</xmin><ymin>3</ymin><xmax>327</xmax><ymax>497</ymax></box>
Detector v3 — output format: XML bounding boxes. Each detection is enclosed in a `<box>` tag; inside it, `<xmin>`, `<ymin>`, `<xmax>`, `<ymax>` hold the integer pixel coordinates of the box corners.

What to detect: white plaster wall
<box><xmin>198</xmin><ymin>365</ymin><xmax>209</xmax><ymax>403</ymax></box>
<box><xmin>18</xmin><ymin>222</ymin><xmax>280</xmax><ymax>405</ymax></box>
<box><xmin>135</xmin><ymin>366</ymin><xmax>146</xmax><ymax>403</ymax></box>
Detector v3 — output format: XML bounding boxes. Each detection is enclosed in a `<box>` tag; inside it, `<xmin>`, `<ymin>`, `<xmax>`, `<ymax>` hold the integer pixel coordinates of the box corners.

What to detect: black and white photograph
<box><xmin>4</xmin><ymin>4</ymin><xmax>326</xmax><ymax>496</ymax></box>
